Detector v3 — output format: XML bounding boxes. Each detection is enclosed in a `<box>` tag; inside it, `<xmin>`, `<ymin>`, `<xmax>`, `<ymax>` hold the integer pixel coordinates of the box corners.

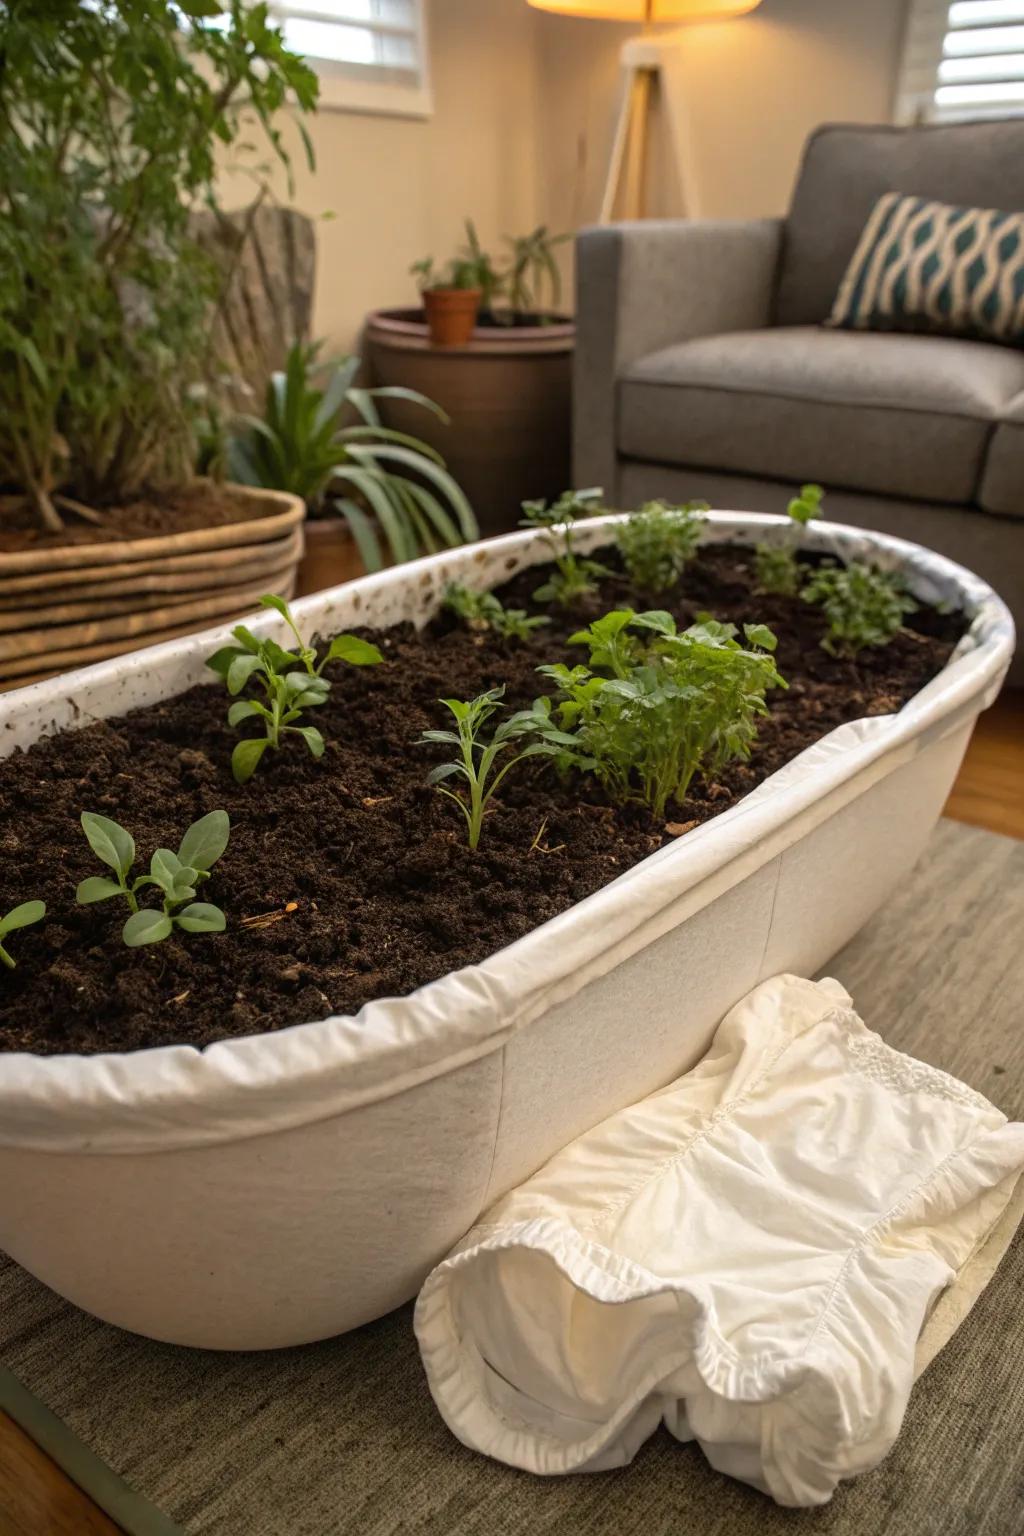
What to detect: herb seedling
<box><xmin>519</xmin><ymin>488</ymin><xmax>610</xmax><ymax>605</ymax></box>
<box><xmin>0</xmin><ymin>900</ymin><xmax>45</xmax><ymax>969</ymax></box>
<box><xmin>419</xmin><ymin>686</ymin><xmax>564</xmax><ymax>849</ymax></box>
<box><xmin>527</xmin><ymin>610</ymin><xmax>786</xmax><ymax>819</ymax></box>
<box><xmin>443</xmin><ymin>583</ymin><xmax>549</xmax><ymax>641</ymax></box>
<box><xmin>617</xmin><ymin>499</ymin><xmax>708</xmax><ymax>593</ymax></box>
<box><xmin>754</xmin><ymin>483</ymin><xmax>825</xmax><ymax>597</ymax></box>
<box><xmin>76</xmin><ymin>810</ymin><xmax>231</xmax><ymax>947</ymax></box>
<box><xmin>802</xmin><ymin>561</ymin><xmax>917</xmax><ymax>657</ymax></box>
<box><xmin>207</xmin><ymin>593</ymin><xmax>383</xmax><ymax>784</ymax></box>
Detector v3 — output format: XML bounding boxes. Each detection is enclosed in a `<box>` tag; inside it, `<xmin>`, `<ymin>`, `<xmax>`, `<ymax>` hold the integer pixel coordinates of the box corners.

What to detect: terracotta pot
<box><xmin>422</xmin><ymin>288</ymin><xmax>482</xmax><ymax>347</ymax></box>
<box><xmin>0</xmin><ymin>484</ymin><xmax>304</xmax><ymax>690</ymax></box>
<box><xmin>295</xmin><ymin>518</ymin><xmax>366</xmax><ymax>597</ymax></box>
<box><xmin>364</xmin><ymin>307</ymin><xmax>575</xmax><ymax>537</ymax></box>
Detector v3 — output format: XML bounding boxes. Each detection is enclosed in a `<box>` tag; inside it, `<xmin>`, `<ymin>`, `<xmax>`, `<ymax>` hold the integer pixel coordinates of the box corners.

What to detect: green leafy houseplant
<box><xmin>227</xmin><ymin>340</ymin><xmax>478</xmax><ymax>571</ymax></box>
<box><xmin>802</xmin><ymin>562</ymin><xmax>917</xmax><ymax>657</ymax></box>
<box><xmin>0</xmin><ymin>900</ymin><xmax>46</xmax><ymax>970</ymax></box>
<box><xmin>419</xmin><ymin>687</ymin><xmax>563</xmax><ymax>850</ymax></box>
<box><xmin>526</xmin><ymin>610</ymin><xmax>786</xmax><ymax>819</ymax></box>
<box><xmin>754</xmin><ymin>484</ymin><xmax>825</xmax><ymax>597</ymax></box>
<box><xmin>411</xmin><ymin>221</ymin><xmax>570</xmax><ymax>323</ymax></box>
<box><xmin>76</xmin><ymin>810</ymin><xmax>230</xmax><ymax>946</ymax></box>
<box><xmin>207</xmin><ymin>593</ymin><xmax>383</xmax><ymax>783</ymax></box>
<box><xmin>520</xmin><ymin>488</ymin><xmax>610</xmax><ymax>606</ymax></box>
<box><xmin>504</xmin><ymin>226</ymin><xmax>572</xmax><ymax>320</ymax></box>
<box><xmin>617</xmin><ymin>499</ymin><xmax>708</xmax><ymax>594</ymax></box>
<box><xmin>443</xmin><ymin>583</ymin><xmax>549</xmax><ymax>641</ymax></box>
<box><xmin>0</xmin><ymin>1</ymin><xmax>316</xmax><ymax>532</ymax></box>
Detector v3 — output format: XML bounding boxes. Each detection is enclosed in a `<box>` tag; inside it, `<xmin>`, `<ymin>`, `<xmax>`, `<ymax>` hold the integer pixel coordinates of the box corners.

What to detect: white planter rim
<box><xmin>0</xmin><ymin>512</ymin><xmax>1013</xmax><ymax>1155</ymax></box>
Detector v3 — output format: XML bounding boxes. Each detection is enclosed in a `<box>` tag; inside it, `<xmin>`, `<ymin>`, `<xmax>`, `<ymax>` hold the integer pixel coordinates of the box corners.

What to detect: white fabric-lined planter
<box><xmin>415</xmin><ymin>975</ymin><xmax>1024</xmax><ymax>1507</ymax></box>
<box><xmin>0</xmin><ymin>515</ymin><xmax>1015</xmax><ymax>1349</ymax></box>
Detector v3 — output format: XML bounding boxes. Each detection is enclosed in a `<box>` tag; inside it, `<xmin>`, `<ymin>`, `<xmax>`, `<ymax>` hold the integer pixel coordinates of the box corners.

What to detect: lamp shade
<box><xmin>526</xmin><ymin>1</ymin><xmax>761</xmax><ymax>19</ymax></box>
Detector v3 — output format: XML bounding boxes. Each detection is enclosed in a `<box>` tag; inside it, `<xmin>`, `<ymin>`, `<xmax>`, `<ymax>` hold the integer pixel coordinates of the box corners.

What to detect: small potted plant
<box><xmin>411</xmin><ymin>257</ymin><xmax>484</xmax><ymax>348</ymax></box>
<box><xmin>366</xmin><ymin>222</ymin><xmax>575</xmax><ymax>536</ymax></box>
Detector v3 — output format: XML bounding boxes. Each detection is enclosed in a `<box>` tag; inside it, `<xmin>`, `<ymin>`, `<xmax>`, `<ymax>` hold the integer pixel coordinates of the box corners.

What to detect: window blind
<box><xmin>897</xmin><ymin>0</ymin><xmax>1024</xmax><ymax>121</ymax></box>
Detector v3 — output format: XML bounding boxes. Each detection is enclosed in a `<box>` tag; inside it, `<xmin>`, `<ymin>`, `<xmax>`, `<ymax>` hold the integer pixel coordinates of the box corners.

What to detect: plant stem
<box><xmin>0</xmin><ymin>942</ymin><xmax>14</xmax><ymax>970</ymax></box>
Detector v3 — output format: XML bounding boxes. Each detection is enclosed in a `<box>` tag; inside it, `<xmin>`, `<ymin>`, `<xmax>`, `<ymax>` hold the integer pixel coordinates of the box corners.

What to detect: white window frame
<box><xmin>896</xmin><ymin>0</ymin><xmax>1024</xmax><ymax>123</ymax></box>
<box><xmin>269</xmin><ymin>1</ymin><xmax>433</xmax><ymax>120</ymax></box>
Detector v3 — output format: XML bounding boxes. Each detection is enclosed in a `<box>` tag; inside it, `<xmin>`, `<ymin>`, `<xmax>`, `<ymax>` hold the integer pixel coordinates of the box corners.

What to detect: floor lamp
<box><xmin>527</xmin><ymin>1</ymin><xmax>762</xmax><ymax>222</ymax></box>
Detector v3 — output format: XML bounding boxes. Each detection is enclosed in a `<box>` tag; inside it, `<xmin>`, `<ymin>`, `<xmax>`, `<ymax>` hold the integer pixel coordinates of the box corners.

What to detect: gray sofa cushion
<box><xmin>618</xmin><ymin>326</ymin><xmax>1024</xmax><ymax>504</ymax></box>
<box><xmin>980</xmin><ymin>391</ymin><xmax>1024</xmax><ymax>518</ymax></box>
<box><xmin>776</xmin><ymin>121</ymin><xmax>1024</xmax><ymax>328</ymax></box>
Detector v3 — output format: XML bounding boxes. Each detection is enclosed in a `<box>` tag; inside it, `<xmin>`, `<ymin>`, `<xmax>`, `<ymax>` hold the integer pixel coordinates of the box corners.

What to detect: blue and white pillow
<box><xmin>828</xmin><ymin>191</ymin><xmax>1024</xmax><ymax>346</ymax></box>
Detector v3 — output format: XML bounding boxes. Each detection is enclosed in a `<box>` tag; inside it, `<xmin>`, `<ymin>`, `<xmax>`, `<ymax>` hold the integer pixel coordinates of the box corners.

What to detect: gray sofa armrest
<box><xmin>573</xmin><ymin>218</ymin><xmax>784</xmax><ymax>496</ymax></box>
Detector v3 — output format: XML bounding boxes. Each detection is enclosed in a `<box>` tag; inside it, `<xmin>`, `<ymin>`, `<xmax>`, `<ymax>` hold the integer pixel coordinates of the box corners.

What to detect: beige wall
<box><xmin>220</xmin><ymin>0</ymin><xmax>541</xmax><ymax>352</ymax></box>
<box><xmin>531</xmin><ymin>0</ymin><xmax>909</xmax><ymax>232</ymax></box>
<box><xmin>221</xmin><ymin>0</ymin><xmax>908</xmax><ymax>346</ymax></box>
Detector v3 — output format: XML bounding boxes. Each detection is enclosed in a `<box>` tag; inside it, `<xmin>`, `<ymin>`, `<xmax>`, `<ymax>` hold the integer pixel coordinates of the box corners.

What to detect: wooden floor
<box><xmin>0</xmin><ymin>688</ymin><xmax>1021</xmax><ymax>1536</ymax></box>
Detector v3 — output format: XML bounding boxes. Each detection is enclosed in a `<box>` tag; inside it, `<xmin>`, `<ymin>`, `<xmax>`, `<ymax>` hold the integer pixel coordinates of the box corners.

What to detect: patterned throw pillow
<box><xmin>827</xmin><ymin>191</ymin><xmax>1024</xmax><ymax>346</ymax></box>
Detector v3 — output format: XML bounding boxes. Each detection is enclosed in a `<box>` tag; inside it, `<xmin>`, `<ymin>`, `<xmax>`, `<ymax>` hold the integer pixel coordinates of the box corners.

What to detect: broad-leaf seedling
<box><xmin>755</xmin><ymin>483</ymin><xmax>825</xmax><ymax>597</ymax></box>
<box><xmin>76</xmin><ymin>810</ymin><xmax>230</xmax><ymax>947</ymax></box>
<box><xmin>617</xmin><ymin>499</ymin><xmax>708</xmax><ymax>594</ymax></box>
<box><xmin>802</xmin><ymin>562</ymin><xmax>917</xmax><ymax>657</ymax></box>
<box><xmin>519</xmin><ymin>488</ymin><xmax>610</xmax><ymax>605</ymax></box>
<box><xmin>525</xmin><ymin>609</ymin><xmax>786</xmax><ymax>819</ymax></box>
<box><xmin>0</xmin><ymin>900</ymin><xmax>45</xmax><ymax>969</ymax></box>
<box><xmin>443</xmin><ymin>582</ymin><xmax>549</xmax><ymax>641</ymax></box>
<box><xmin>419</xmin><ymin>686</ymin><xmax>565</xmax><ymax>849</ymax></box>
<box><xmin>207</xmin><ymin>593</ymin><xmax>383</xmax><ymax>783</ymax></box>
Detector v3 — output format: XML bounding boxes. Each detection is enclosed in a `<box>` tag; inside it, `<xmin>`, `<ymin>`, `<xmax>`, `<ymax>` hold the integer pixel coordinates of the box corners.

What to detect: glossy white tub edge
<box><xmin>0</xmin><ymin>514</ymin><xmax>1014</xmax><ymax>1348</ymax></box>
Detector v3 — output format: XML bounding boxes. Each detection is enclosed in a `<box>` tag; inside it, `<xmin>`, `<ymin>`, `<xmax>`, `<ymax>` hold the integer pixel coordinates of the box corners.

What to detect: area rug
<box><xmin>2</xmin><ymin>819</ymin><xmax>1023</xmax><ymax>1536</ymax></box>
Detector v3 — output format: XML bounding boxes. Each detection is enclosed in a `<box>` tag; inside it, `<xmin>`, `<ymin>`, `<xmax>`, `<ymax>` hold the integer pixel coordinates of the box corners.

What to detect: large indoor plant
<box><xmin>0</xmin><ymin>0</ymin><xmax>317</xmax><ymax>686</ymax></box>
<box><xmin>366</xmin><ymin>221</ymin><xmax>576</xmax><ymax>537</ymax></box>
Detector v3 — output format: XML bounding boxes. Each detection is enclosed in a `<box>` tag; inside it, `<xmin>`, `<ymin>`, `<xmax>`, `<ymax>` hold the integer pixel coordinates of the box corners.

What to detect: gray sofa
<box><xmin>574</xmin><ymin>121</ymin><xmax>1024</xmax><ymax>679</ymax></box>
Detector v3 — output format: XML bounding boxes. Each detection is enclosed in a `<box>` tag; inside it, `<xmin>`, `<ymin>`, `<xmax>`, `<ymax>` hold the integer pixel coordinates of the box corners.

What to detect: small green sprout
<box><xmin>617</xmin><ymin>499</ymin><xmax>708</xmax><ymax>593</ymax></box>
<box><xmin>525</xmin><ymin>609</ymin><xmax>786</xmax><ymax>819</ymax></box>
<box><xmin>207</xmin><ymin>593</ymin><xmax>383</xmax><ymax>784</ymax></box>
<box><xmin>0</xmin><ymin>900</ymin><xmax>45</xmax><ymax>969</ymax></box>
<box><xmin>76</xmin><ymin>810</ymin><xmax>230</xmax><ymax>947</ymax></box>
<box><xmin>754</xmin><ymin>483</ymin><xmax>825</xmax><ymax>596</ymax></box>
<box><xmin>443</xmin><ymin>582</ymin><xmax>549</xmax><ymax>641</ymax></box>
<box><xmin>419</xmin><ymin>686</ymin><xmax>562</xmax><ymax>849</ymax></box>
<box><xmin>802</xmin><ymin>561</ymin><xmax>917</xmax><ymax>657</ymax></box>
<box><xmin>519</xmin><ymin>488</ymin><xmax>610</xmax><ymax>606</ymax></box>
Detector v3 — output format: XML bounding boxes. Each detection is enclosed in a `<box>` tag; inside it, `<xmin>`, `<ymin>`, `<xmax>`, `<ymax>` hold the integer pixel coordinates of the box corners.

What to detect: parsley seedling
<box><xmin>519</xmin><ymin>488</ymin><xmax>610</xmax><ymax>606</ymax></box>
<box><xmin>76</xmin><ymin>810</ymin><xmax>230</xmax><ymax>946</ymax></box>
<box><xmin>526</xmin><ymin>609</ymin><xmax>786</xmax><ymax>819</ymax></box>
<box><xmin>419</xmin><ymin>686</ymin><xmax>563</xmax><ymax>849</ymax></box>
<box><xmin>0</xmin><ymin>900</ymin><xmax>45</xmax><ymax>969</ymax></box>
<box><xmin>802</xmin><ymin>562</ymin><xmax>917</xmax><ymax>657</ymax></box>
<box><xmin>617</xmin><ymin>499</ymin><xmax>708</xmax><ymax>594</ymax></box>
<box><xmin>754</xmin><ymin>483</ymin><xmax>825</xmax><ymax>597</ymax></box>
<box><xmin>207</xmin><ymin>593</ymin><xmax>383</xmax><ymax>784</ymax></box>
<box><xmin>443</xmin><ymin>583</ymin><xmax>549</xmax><ymax>641</ymax></box>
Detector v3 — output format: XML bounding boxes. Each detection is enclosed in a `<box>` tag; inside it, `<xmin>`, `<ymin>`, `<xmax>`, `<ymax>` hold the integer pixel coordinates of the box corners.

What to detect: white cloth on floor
<box><xmin>414</xmin><ymin>975</ymin><xmax>1024</xmax><ymax>1507</ymax></box>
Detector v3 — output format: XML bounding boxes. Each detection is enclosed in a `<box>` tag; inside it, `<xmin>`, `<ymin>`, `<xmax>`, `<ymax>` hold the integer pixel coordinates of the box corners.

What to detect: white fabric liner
<box><xmin>0</xmin><ymin>515</ymin><xmax>1014</xmax><ymax>1154</ymax></box>
<box><xmin>415</xmin><ymin>975</ymin><xmax>1024</xmax><ymax>1508</ymax></box>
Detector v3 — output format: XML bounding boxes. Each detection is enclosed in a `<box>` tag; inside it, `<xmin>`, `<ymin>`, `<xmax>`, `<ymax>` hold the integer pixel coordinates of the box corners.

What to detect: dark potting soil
<box><xmin>0</xmin><ymin>545</ymin><xmax>963</xmax><ymax>1056</ymax></box>
<box><xmin>0</xmin><ymin>482</ymin><xmax>270</xmax><ymax>553</ymax></box>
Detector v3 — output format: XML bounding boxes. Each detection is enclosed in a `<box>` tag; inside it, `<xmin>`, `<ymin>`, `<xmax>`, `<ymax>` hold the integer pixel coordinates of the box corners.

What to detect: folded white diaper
<box><xmin>415</xmin><ymin>975</ymin><xmax>1024</xmax><ymax>1507</ymax></box>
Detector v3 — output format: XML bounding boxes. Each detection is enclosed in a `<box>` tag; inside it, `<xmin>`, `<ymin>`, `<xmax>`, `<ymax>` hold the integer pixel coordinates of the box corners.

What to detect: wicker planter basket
<box><xmin>0</xmin><ymin>485</ymin><xmax>305</xmax><ymax>690</ymax></box>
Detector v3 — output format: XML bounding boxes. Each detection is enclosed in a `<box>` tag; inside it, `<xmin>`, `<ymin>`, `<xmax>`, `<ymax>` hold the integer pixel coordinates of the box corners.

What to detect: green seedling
<box><xmin>617</xmin><ymin>499</ymin><xmax>708</xmax><ymax>593</ymax></box>
<box><xmin>76</xmin><ymin>810</ymin><xmax>230</xmax><ymax>947</ymax></box>
<box><xmin>443</xmin><ymin>582</ymin><xmax>549</xmax><ymax>641</ymax></box>
<box><xmin>519</xmin><ymin>488</ymin><xmax>610</xmax><ymax>605</ymax></box>
<box><xmin>207</xmin><ymin>593</ymin><xmax>383</xmax><ymax>784</ymax></box>
<box><xmin>802</xmin><ymin>561</ymin><xmax>917</xmax><ymax>657</ymax></box>
<box><xmin>754</xmin><ymin>483</ymin><xmax>825</xmax><ymax>596</ymax></box>
<box><xmin>525</xmin><ymin>609</ymin><xmax>786</xmax><ymax>819</ymax></box>
<box><xmin>0</xmin><ymin>900</ymin><xmax>45</xmax><ymax>969</ymax></box>
<box><xmin>419</xmin><ymin>686</ymin><xmax>564</xmax><ymax>849</ymax></box>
